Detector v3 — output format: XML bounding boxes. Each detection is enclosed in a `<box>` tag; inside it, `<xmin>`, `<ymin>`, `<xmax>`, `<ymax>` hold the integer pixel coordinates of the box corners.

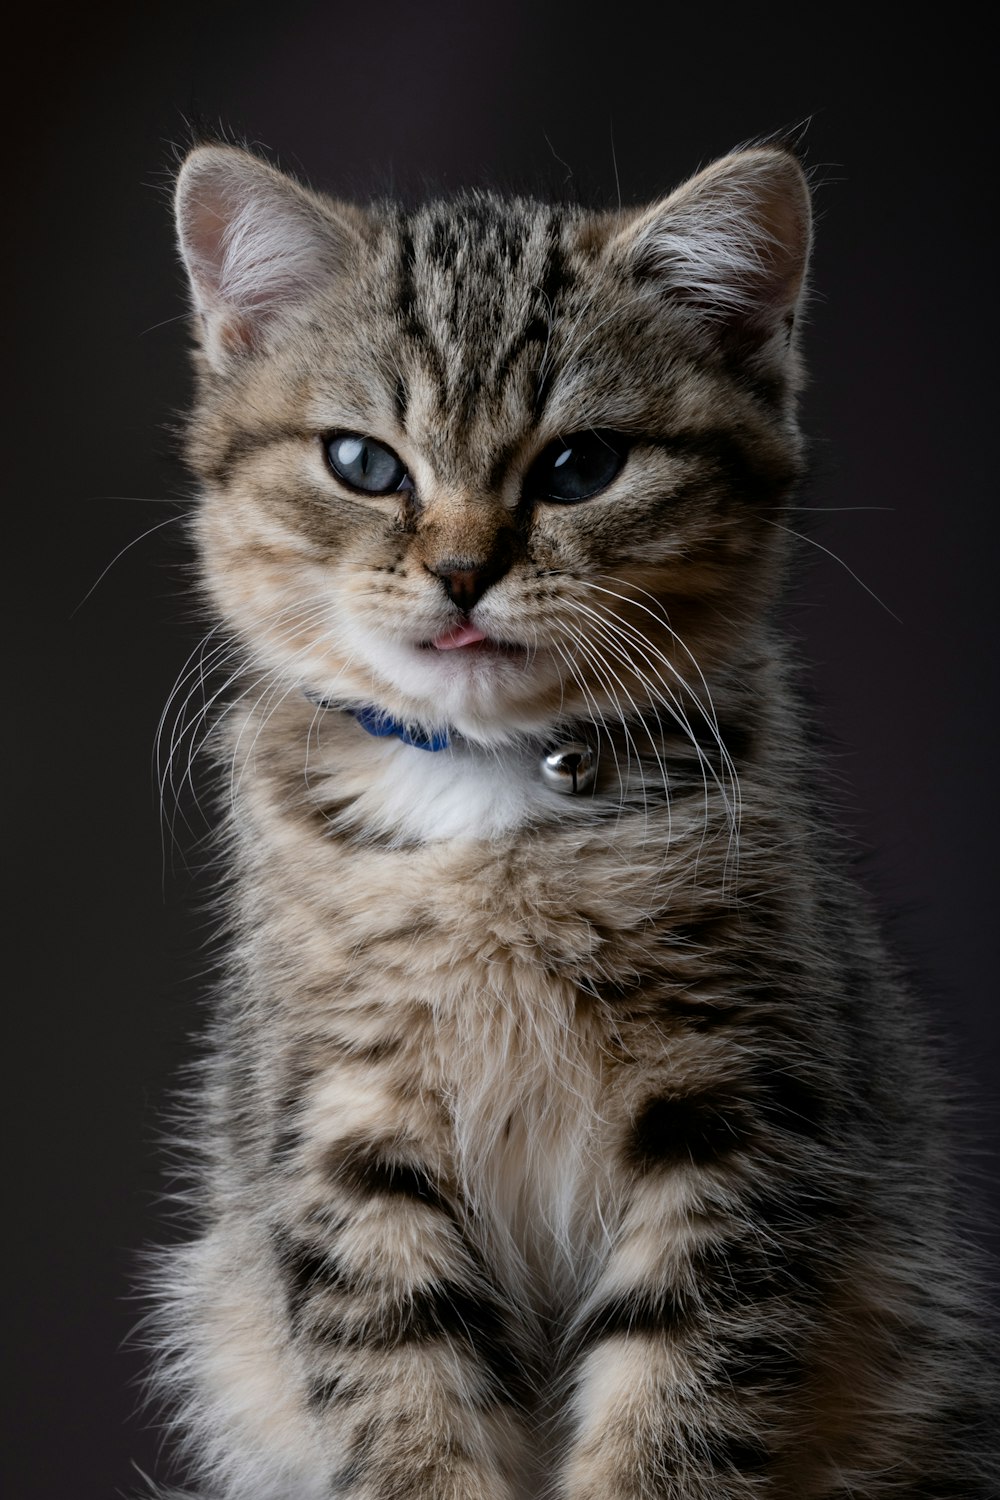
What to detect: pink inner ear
<box><xmin>746</xmin><ymin>171</ymin><xmax>812</xmax><ymax>312</ymax></box>
<box><xmin>180</xmin><ymin>188</ymin><xmax>231</xmax><ymax>299</ymax></box>
<box><xmin>175</xmin><ymin>150</ymin><xmax>332</xmax><ymax>357</ymax></box>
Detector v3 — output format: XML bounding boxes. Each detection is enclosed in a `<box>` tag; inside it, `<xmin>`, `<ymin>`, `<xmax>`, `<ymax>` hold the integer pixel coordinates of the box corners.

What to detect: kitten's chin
<box><xmin>335</xmin><ymin>631</ymin><xmax>570</xmax><ymax>745</ymax></box>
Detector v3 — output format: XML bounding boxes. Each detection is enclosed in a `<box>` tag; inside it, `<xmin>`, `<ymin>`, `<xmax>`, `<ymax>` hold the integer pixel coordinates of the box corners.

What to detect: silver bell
<box><xmin>541</xmin><ymin>741</ymin><xmax>597</xmax><ymax>795</ymax></box>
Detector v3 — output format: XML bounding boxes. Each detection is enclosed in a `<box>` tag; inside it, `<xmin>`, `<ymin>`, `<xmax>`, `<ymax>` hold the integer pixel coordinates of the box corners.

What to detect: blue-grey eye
<box><xmin>325</xmin><ymin>434</ymin><xmax>411</xmax><ymax>494</ymax></box>
<box><xmin>528</xmin><ymin>431</ymin><xmax>628</xmax><ymax>504</ymax></box>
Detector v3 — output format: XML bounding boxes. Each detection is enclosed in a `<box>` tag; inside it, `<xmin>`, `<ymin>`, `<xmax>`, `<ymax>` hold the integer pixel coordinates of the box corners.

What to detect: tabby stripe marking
<box><xmin>659</xmin><ymin>426</ymin><xmax>800</xmax><ymax>507</ymax></box>
<box><xmin>396</xmin><ymin>222</ymin><xmax>447</xmax><ymax>407</ymax></box>
<box><xmin>313</xmin><ymin>1279</ymin><xmax>529</xmax><ymax>1405</ymax></box>
<box><xmin>628</xmin><ymin>1089</ymin><xmax>755</xmax><ymax>1170</ymax></box>
<box><xmin>575</xmin><ymin>1287</ymin><xmax>690</xmax><ymax>1350</ymax></box>
<box><xmin>206</xmin><ymin>419</ymin><xmax>313</xmax><ymax>484</ymax></box>
<box><xmin>278</xmin><ymin>1231</ymin><xmax>527</xmax><ymax>1403</ymax></box>
<box><xmin>325</xmin><ymin>1138</ymin><xmax>453</xmax><ymax>1217</ymax></box>
<box><xmin>274</xmin><ymin>1233</ymin><xmax>349</xmax><ymax>1328</ymax></box>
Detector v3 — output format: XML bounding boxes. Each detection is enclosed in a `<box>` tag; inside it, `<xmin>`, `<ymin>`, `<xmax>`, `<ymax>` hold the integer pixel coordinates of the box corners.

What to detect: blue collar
<box><xmin>304</xmin><ymin>692</ymin><xmax>450</xmax><ymax>752</ymax></box>
<box><xmin>351</xmin><ymin>704</ymin><xmax>450</xmax><ymax>753</ymax></box>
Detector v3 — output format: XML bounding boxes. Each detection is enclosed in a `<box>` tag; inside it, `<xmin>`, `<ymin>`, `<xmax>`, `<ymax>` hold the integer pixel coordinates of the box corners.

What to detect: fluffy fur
<box><xmin>148</xmin><ymin>142</ymin><xmax>999</xmax><ymax>1498</ymax></box>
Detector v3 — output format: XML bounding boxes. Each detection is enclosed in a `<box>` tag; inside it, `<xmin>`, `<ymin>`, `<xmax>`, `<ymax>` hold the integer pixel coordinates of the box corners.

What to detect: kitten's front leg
<box><xmin>271</xmin><ymin>1110</ymin><xmax>530</xmax><ymax>1500</ymax></box>
<box><xmin>557</xmin><ymin>1158</ymin><xmax>827</xmax><ymax>1499</ymax></box>
<box><xmin>173</xmin><ymin>1064</ymin><xmax>532</xmax><ymax>1499</ymax></box>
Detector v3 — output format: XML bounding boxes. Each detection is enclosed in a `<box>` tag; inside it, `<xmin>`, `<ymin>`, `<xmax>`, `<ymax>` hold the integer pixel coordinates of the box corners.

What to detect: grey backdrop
<box><xmin>8</xmin><ymin>3</ymin><xmax>997</xmax><ymax>1494</ymax></box>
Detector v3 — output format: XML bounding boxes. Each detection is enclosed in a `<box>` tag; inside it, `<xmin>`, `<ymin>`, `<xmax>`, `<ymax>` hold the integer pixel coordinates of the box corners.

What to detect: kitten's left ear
<box><xmin>174</xmin><ymin>145</ymin><xmax>362</xmax><ymax>370</ymax></box>
<box><xmin>609</xmin><ymin>147</ymin><xmax>812</xmax><ymax>355</ymax></box>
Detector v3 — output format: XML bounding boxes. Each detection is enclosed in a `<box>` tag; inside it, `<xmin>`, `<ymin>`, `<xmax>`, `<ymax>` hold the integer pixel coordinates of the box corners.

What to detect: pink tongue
<box><xmin>432</xmin><ymin>621</ymin><xmax>489</xmax><ymax>651</ymax></box>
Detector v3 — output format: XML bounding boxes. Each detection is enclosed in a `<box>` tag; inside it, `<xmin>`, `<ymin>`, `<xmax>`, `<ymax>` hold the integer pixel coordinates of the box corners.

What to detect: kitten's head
<box><xmin>175</xmin><ymin>144</ymin><xmax>810</xmax><ymax>745</ymax></box>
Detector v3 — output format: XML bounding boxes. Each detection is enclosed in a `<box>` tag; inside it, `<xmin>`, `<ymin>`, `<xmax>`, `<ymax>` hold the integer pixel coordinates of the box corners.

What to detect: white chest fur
<box><xmin>309</xmin><ymin>722</ymin><xmax>605</xmax><ymax>844</ymax></box>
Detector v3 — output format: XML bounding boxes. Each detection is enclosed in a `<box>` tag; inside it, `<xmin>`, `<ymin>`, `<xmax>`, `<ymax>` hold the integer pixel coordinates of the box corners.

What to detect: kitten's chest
<box><xmin>259</xmin><ymin>792</ymin><xmax>701</xmax><ymax>1295</ymax></box>
<box><xmin>278</xmin><ymin>829</ymin><xmax>643</xmax><ymax>1295</ymax></box>
<box><xmin>441</xmin><ymin>959</ymin><xmax>620</xmax><ymax>1306</ymax></box>
<box><xmin>372</xmin><ymin>835</ymin><xmax>647</xmax><ymax>1302</ymax></box>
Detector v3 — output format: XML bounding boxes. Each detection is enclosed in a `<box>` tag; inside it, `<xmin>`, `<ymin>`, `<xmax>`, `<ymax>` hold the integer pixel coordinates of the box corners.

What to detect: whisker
<box><xmin>566</xmin><ymin>583</ymin><xmax>743</xmax><ymax>886</ymax></box>
<box><xmin>569</xmin><ymin>596</ymin><xmax>734</xmax><ymax>817</ymax></box>
<box><xmin>71</xmin><ymin>514</ymin><xmax>185</xmax><ymax>618</ymax></box>
<box><xmin>552</xmin><ymin>627</ymin><xmax>638</xmax><ymax>824</ymax></box>
<box><xmin>759</xmin><ymin>517</ymin><xmax>901</xmax><ymax>620</ymax></box>
<box><xmin>157</xmin><ymin>593</ymin><xmax>350</xmax><ymax>860</ymax></box>
<box><xmin>549</xmin><ymin>634</ymin><xmax>628</xmax><ymax>808</ymax></box>
<box><xmin>583</xmin><ymin>576</ymin><xmax>742</xmax><ymax>813</ymax></box>
<box><xmin>554</xmin><ymin>617</ymin><xmax>667</xmax><ymax>843</ymax></box>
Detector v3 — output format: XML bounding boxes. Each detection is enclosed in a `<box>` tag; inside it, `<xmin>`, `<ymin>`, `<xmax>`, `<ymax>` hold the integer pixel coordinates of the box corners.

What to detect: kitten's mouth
<box><xmin>421</xmin><ymin>621</ymin><xmax>527</xmax><ymax>657</ymax></box>
<box><xmin>431</xmin><ymin>621</ymin><xmax>490</xmax><ymax>650</ymax></box>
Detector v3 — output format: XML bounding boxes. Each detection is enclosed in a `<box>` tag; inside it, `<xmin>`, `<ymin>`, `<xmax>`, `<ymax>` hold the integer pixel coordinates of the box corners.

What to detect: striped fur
<box><xmin>148</xmin><ymin>143</ymin><xmax>999</xmax><ymax>1498</ymax></box>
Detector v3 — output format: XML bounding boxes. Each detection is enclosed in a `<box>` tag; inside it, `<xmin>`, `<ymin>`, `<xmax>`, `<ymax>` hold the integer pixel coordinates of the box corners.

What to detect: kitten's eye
<box><xmin>527</xmin><ymin>431</ymin><xmax>628</xmax><ymax>504</ymax></box>
<box><xmin>325</xmin><ymin>434</ymin><xmax>411</xmax><ymax>494</ymax></box>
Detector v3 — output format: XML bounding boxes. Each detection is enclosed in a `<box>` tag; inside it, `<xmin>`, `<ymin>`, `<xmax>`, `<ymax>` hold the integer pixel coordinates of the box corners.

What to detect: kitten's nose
<box><xmin>428</xmin><ymin>551</ymin><xmax>511</xmax><ymax>612</ymax></box>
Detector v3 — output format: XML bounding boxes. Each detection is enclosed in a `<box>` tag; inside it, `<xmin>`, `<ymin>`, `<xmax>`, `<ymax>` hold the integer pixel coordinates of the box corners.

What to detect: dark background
<box><xmin>8</xmin><ymin>4</ymin><xmax>997</xmax><ymax>1495</ymax></box>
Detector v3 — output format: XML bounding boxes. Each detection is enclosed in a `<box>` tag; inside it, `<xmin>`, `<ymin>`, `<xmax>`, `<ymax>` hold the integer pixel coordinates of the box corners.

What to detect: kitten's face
<box><xmin>178</xmin><ymin>150</ymin><xmax>809</xmax><ymax>744</ymax></box>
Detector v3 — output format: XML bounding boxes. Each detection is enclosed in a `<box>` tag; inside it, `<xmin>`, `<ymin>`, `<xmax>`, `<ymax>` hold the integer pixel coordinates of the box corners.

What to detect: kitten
<box><xmin>151</xmin><ymin>141</ymin><xmax>998</xmax><ymax>1499</ymax></box>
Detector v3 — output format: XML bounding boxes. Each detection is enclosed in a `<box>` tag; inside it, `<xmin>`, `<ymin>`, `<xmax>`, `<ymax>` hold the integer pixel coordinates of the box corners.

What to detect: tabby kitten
<box><xmin>153</xmin><ymin>142</ymin><xmax>998</xmax><ymax>1499</ymax></box>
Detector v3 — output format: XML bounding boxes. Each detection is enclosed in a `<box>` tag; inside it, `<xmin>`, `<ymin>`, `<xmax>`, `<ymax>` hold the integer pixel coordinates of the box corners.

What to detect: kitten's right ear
<box><xmin>605</xmin><ymin>147</ymin><xmax>812</xmax><ymax>361</ymax></box>
<box><xmin>174</xmin><ymin>146</ymin><xmax>357</xmax><ymax>370</ymax></box>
